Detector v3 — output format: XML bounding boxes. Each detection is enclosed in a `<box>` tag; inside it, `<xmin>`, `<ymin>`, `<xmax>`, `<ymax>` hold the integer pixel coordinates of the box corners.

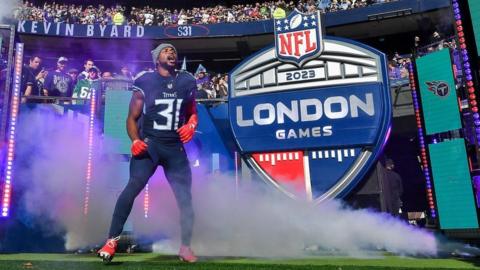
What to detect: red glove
<box><xmin>131</xmin><ymin>139</ymin><xmax>148</xmax><ymax>156</ymax></box>
<box><xmin>177</xmin><ymin>114</ymin><xmax>198</xmax><ymax>143</ymax></box>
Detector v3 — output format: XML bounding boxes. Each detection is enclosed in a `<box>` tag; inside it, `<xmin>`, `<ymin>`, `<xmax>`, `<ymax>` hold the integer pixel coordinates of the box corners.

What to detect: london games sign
<box><xmin>229</xmin><ymin>10</ymin><xmax>391</xmax><ymax>202</ymax></box>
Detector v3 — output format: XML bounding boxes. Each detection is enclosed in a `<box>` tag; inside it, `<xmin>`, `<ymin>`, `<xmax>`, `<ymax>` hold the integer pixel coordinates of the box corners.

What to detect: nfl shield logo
<box><xmin>228</xmin><ymin>35</ymin><xmax>391</xmax><ymax>203</ymax></box>
<box><xmin>274</xmin><ymin>10</ymin><xmax>324</xmax><ymax>67</ymax></box>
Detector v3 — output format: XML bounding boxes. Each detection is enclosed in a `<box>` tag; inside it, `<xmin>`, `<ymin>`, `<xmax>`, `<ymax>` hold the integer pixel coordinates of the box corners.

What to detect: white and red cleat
<box><xmin>178</xmin><ymin>245</ymin><xmax>197</xmax><ymax>263</ymax></box>
<box><xmin>97</xmin><ymin>237</ymin><xmax>120</xmax><ymax>263</ymax></box>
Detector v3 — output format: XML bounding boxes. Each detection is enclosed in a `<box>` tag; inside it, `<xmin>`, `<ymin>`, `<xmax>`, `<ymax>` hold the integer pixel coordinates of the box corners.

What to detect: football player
<box><xmin>97</xmin><ymin>43</ymin><xmax>198</xmax><ymax>263</ymax></box>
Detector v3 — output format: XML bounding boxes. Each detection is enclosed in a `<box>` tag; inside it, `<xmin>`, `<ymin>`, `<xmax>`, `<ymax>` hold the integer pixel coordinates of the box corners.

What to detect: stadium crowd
<box><xmin>13</xmin><ymin>0</ymin><xmax>402</xmax><ymax>101</ymax></box>
<box><xmin>16</xmin><ymin>0</ymin><xmax>397</xmax><ymax>26</ymax></box>
<box><xmin>19</xmin><ymin>55</ymin><xmax>229</xmax><ymax>103</ymax></box>
<box><xmin>8</xmin><ymin>16</ymin><xmax>453</xmax><ymax>104</ymax></box>
<box><xmin>388</xmin><ymin>31</ymin><xmax>457</xmax><ymax>83</ymax></box>
<box><xmin>18</xmin><ymin>30</ymin><xmax>456</xmax><ymax>103</ymax></box>
<box><xmin>11</xmin><ymin>0</ymin><xmax>453</xmax><ymax>104</ymax></box>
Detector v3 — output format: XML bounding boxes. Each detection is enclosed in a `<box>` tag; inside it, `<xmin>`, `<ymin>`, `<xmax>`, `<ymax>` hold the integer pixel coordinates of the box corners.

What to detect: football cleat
<box><xmin>178</xmin><ymin>245</ymin><xmax>198</xmax><ymax>263</ymax></box>
<box><xmin>97</xmin><ymin>236</ymin><xmax>120</xmax><ymax>263</ymax></box>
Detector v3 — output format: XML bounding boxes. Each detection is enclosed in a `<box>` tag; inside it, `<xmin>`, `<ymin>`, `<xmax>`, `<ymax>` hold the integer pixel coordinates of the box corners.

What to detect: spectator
<box><xmin>21</xmin><ymin>55</ymin><xmax>42</xmax><ymax>100</ymax></box>
<box><xmin>68</xmin><ymin>68</ymin><xmax>79</xmax><ymax>86</ymax></box>
<box><xmin>195</xmin><ymin>70</ymin><xmax>209</xmax><ymax>90</ymax></box>
<box><xmin>414</xmin><ymin>35</ymin><xmax>421</xmax><ymax>50</ymax></box>
<box><xmin>202</xmin><ymin>81</ymin><xmax>215</xmax><ymax>98</ymax></box>
<box><xmin>217</xmin><ymin>74</ymin><xmax>228</xmax><ymax>98</ymax></box>
<box><xmin>78</xmin><ymin>59</ymin><xmax>95</xmax><ymax>81</ymax></box>
<box><xmin>318</xmin><ymin>0</ymin><xmax>332</xmax><ymax>11</ymax></box>
<box><xmin>102</xmin><ymin>71</ymin><xmax>123</xmax><ymax>91</ymax></box>
<box><xmin>383</xmin><ymin>158</ymin><xmax>403</xmax><ymax>217</ymax></box>
<box><xmin>72</xmin><ymin>66</ymin><xmax>101</xmax><ymax>104</ymax></box>
<box><xmin>43</xmin><ymin>56</ymin><xmax>74</xmax><ymax>98</ymax></box>
<box><xmin>178</xmin><ymin>11</ymin><xmax>188</xmax><ymax>25</ymax></box>
<box><xmin>397</xmin><ymin>59</ymin><xmax>409</xmax><ymax>79</ymax></box>
<box><xmin>211</xmin><ymin>76</ymin><xmax>220</xmax><ymax>97</ymax></box>
<box><xmin>430</xmin><ymin>31</ymin><xmax>443</xmax><ymax>44</ymax></box>
<box><xmin>113</xmin><ymin>9</ymin><xmax>125</xmax><ymax>25</ymax></box>
<box><xmin>414</xmin><ymin>33</ymin><xmax>455</xmax><ymax>56</ymax></box>
<box><xmin>144</xmin><ymin>9</ymin><xmax>154</xmax><ymax>25</ymax></box>
<box><xmin>102</xmin><ymin>71</ymin><xmax>113</xmax><ymax>80</ymax></box>
<box><xmin>273</xmin><ymin>5</ymin><xmax>286</xmax><ymax>19</ymax></box>
<box><xmin>388</xmin><ymin>60</ymin><xmax>401</xmax><ymax>80</ymax></box>
<box><xmin>196</xmin><ymin>86</ymin><xmax>209</xmax><ymax>99</ymax></box>
<box><xmin>115</xmin><ymin>65</ymin><xmax>133</xmax><ymax>80</ymax></box>
<box><xmin>227</xmin><ymin>10</ymin><xmax>235</xmax><ymax>23</ymax></box>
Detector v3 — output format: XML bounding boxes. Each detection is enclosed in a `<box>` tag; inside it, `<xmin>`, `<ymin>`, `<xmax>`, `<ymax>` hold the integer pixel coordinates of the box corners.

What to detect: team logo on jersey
<box><xmin>274</xmin><ymin>10</ymin><xmax>324</xmax><ymax>67</ymax></box>
<box><xmin>229</xmin><ymin>15</ymin><xmax>391</xmax><ymax>203</ymax></box>
<box><xmin>426</xmin><ymin>81</ymin><xmax>449</xmax><ymax>97</ymax></box>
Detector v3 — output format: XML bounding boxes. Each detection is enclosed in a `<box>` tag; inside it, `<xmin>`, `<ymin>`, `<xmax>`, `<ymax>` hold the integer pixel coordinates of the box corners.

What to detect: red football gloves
<box><xmin>131</xmin><ymin>139</ymin><xmax>148</xmax><ymax>156</ymax></box>
<box><xmin>177</xmin><ymin>114</ymin><xmax>198</xmax><ymax>144</ymax></box>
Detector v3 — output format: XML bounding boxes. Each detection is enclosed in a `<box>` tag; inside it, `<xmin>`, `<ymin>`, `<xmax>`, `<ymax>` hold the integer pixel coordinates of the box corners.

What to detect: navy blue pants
<box><xmin>108</xmin><ymin>139</ymin><xmax>194</xmax><ymax>246</ymax></box>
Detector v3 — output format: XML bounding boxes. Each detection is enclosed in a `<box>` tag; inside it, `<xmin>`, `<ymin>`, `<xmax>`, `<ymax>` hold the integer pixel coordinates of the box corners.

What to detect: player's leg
<box><xmin>162</xmin><ymin>143</ymin><xmax>196</xmax><ymax>262</ymax></box>
<box><xmin>109</xmin><ymin>156</ymin><xmax>157</xmax><ymax>236</ymax></box>
<box><xmin>98</xmin><ymin>155</ymin><xmax>156</xmax><ymax>262</ymax></box>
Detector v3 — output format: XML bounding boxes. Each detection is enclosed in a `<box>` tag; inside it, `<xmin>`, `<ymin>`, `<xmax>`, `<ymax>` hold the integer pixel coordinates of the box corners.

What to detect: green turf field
<box><xmin>0</xmin><ymin>253</ymin><xmax>479</xmax><ymax>270</ymax></box>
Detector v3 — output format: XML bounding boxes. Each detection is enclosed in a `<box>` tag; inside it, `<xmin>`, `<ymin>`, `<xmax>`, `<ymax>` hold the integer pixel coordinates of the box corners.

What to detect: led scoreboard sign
<box><xmin>229</xmin><ymin>10</ymin><xmax>391</xmax><ymax>202</ymax></box>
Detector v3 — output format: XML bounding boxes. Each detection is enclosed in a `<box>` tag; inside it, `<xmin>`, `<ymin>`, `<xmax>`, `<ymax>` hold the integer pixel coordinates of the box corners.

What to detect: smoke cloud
<box><xmin>15</xmin><ymin>107</ymin><xmax>437</xmax><ymax>257</ymax></box>
<box><xmin>148</xmin><ymin>178</ymin><xmax>437</xmax><ymax>257</ymax></box>
<box><xmin>15</xmin><ymin>106</ymin><xmax>122</xmax><ymax>249</ymax></box>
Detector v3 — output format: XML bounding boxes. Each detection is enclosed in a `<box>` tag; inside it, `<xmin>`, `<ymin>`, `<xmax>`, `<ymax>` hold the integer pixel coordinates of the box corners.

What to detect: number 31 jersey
<box><xmin>133</xmin><ymin>71</ymin><xmax>196</xmax><ymax>142</ymax></box>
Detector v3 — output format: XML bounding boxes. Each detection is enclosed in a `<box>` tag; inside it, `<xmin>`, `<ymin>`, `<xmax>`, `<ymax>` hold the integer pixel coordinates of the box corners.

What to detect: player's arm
<box><xmin>127</xmin><ymin>90</ymin><xmax>147</xmax><ymax>156</ymax></box>
<box><xmin>177</xmin><ymin>85</ymin><xmax>198</xmax><ymax>144</ymax></box>
<box><xmin>185</xmin><ymin>97</ymin><xmax>198</xmax><ymax>126</ymax></box>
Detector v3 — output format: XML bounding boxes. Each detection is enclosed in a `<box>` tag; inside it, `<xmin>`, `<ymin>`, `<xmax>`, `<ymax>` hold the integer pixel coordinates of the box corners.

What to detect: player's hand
<box><xmin>131</xmin><ymin>139</ymin><xmax>148</xmax><ymax>156</ymax></box>
<box><xmin>177</xmin><ymin>115</ymin><xmax>198</xmax><ymax>143</ymax></box>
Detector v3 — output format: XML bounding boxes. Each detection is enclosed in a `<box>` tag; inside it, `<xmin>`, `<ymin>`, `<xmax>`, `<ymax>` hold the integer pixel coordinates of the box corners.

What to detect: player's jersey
<box><xmin>133</xmin><ymin>71</ymin><xmax>196</xmax><ymax>142</ymax></box>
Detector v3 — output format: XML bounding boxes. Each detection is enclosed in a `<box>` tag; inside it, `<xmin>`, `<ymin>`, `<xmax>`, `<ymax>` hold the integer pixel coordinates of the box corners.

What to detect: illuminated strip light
<box><xmin>235</xmin><ymin>151</ymin><xmax>239</xmax><ymax>199</ymax></box>
<box><xmin>83</xmin><ymin>87</ymin><xmax>96</xmax><ymax>215</ymax></box>
<box><xmin>144</xmin><ymin>184</ymin><xmax>149</xmax><ymax>218</ymax></box>
<box><xmin>452</xmin><ymin>0</ymin><xmax>480</xmax><ymax>142</ymax></box>
<box><xmin>408</xmin><ymin>63</ymin><xmax>437</xmax><ymax>218</ymax></box>
<box><xmin>2</xmin><ymin>43</ymin><xmax>24</xmax><ymax>217</ymax></box>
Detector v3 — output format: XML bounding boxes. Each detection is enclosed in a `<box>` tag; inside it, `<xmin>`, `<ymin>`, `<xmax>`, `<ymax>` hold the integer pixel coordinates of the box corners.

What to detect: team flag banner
<box><xmin>416</xmin><ymin>49</ymin><xmax>461</xmax><ymax>135</ymax></box>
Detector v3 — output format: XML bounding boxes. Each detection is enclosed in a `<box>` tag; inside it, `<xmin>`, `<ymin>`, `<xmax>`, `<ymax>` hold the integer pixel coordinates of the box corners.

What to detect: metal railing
<box><xmin>0</xmin><ymin>25</ymin><xmax>15</xmax><ymax>142</ymax></box>
<box><xmin>20</xmin><ymin>78</ymin><xmax>229</xmax><ymax>105</ymax></box>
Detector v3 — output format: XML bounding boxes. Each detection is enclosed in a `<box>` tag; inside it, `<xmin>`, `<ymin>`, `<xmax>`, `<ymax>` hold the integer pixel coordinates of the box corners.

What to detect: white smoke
<box><xmin>15</xmin><ymin>106</ymin><xmax>122</xmax><ymax>249</ymax></box>
<box><xmin>0</xmin><ymin>0</ymin><xmax>21</xmax><ymax>24</ymax></box>
<box><xmin>147</xmin><ymin>178</ymin><xmax>437</xmax><ymax>258</ymax></box>
<box><xmin>15</xmin><ymin>107</ymin><xmax>437</xmax><ymax>257</ymax></box>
